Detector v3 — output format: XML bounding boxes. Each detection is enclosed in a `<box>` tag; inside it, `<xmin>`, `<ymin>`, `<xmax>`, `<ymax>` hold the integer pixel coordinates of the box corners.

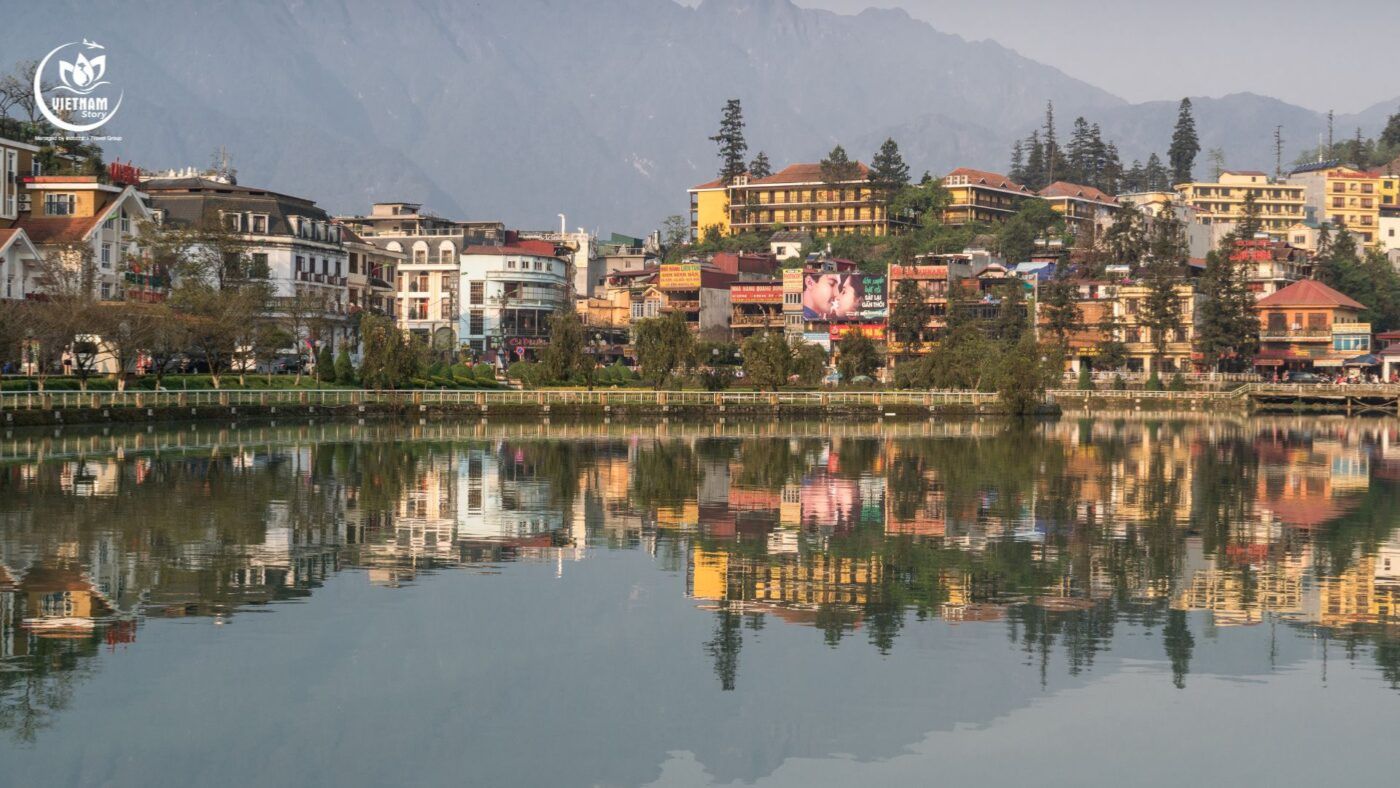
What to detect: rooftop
<box><xmin>944</xmin><ymin>168</ymin><xmax>1030</xmax><ymax>193</ymax></box>
<box><xmin>1255</xmin><ymin>278</ymin><xmax>1365</xmax><ymax>310</ymax></box>
<box><xmin>1038</xmin><ymin>181</ymin><xmax>1116</xmax><ymax>204</ymax></box>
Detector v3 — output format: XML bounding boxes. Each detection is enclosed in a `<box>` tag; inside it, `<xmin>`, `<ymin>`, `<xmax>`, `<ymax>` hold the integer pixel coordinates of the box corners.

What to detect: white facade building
<box><xmin>458</xmin><ymin>245</ymin><xmax>569</xmax><ymax>359</ymax></box>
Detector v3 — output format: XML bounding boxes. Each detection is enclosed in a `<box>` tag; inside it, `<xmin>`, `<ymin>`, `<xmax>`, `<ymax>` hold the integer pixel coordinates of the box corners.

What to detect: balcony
<box><xmin>1258</xmin><ymin>328</ymin><xmax>1332</xmax><ymax>341</ymax></box>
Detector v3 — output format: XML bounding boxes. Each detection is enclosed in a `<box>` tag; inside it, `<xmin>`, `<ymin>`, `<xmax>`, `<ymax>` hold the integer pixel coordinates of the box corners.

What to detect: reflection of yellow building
<box><xmin>1319</xmin><ymin>556</ymin><xmax>1400</xmax><ymax>628</ymax></box>
<box><xmin>688</xmin><ymin>546</ymin><xmax>880</xmax><ymax>608</ymax></box>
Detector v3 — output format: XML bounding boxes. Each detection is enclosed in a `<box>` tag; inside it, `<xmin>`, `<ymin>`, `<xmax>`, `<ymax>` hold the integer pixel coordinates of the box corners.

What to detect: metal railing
<box><xmin>0</xmin><ymin>388</ymin><xmax>1000</xmax><ymax>412</ymax></box>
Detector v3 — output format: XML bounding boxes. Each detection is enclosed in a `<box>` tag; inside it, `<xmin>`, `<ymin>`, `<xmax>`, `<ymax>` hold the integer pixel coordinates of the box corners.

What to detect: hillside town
<box><xmin>5</xmin><ymin>94</ymin><xmax>1400</xmax><ymax>392</ymax></box>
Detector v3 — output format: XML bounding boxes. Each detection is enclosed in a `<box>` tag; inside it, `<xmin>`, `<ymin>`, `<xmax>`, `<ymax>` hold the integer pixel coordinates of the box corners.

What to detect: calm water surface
<box><xmin>1</xmin><ymin>417</ymin><xmax>1398</xmax><ymax>787</ymax></box>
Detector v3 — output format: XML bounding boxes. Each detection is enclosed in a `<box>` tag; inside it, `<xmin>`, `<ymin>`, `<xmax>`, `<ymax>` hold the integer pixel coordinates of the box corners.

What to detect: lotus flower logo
<box><xmin>34</xmin><ymin>39</ymin><xmax>123</xmax><ymax>134</ymax></box>
<box><xmin>57</xmin><ymin>51</ymin><xmax>108</xmax><ymax>95</ymax></box>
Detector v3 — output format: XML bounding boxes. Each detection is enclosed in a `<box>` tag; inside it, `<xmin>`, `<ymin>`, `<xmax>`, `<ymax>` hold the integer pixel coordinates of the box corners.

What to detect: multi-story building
<box><xmin>1037</xmin><ymin>181</ymin><xmax>1118</xmax><ymax>245</ymax></box>
<box><xmin>728</xmin><ymin>280</ymin><xmax>785</xmax><ymax>340</ymax></box>
<box><xmin>1254</xmin><ymin>278</ymin><xmax>1368</xmax><ymax>373</ymax></box>
<box><xmin>341</xmin><ymin>227</ymin><xmax>402</xmax><ymax>320</ymax></box>
<box><xmin>9</xmin><ymin>175</ymin><xmax>153</xmax><ymax>302</ymax></box>
<box><xmin>457</xmin><ymin>244</ymin><xmax>569</xmax><ymax>359</ymax></box>
<box><xmin>144</xmin><ymin>175</ymin><xmax>352</xmax><ymax>346</ymax></box>
<box><xmin>1288</xmin><ymin>163</ymin><xmax>1382</xmax><ymax>246</ymax></box>
<box><xmin>1229</xmin><ymin>238</ymin><xmax>1310</xmax><ymax>300</ymax></box>
<box><xmin>0</xmin><ymin>227</ymin><xmax>41</xmax><ymax>301</ymax></box>
<box><xmin>626</xmin><ymin>262</ymin><xmax>736</xmax><ymax>339</ymax></box>
<box><xmin>1</xmin><ymin>136</ymin><xmax>41</xmax><ymax>222</ymax></box>
<box><xmin>1112</xmin><ymin>282</ymin><xmax>1200</xmax><ymax>374</ymax></box>
<box><xmin>1174</xmin><ymin>171</ymin><xmax>1306</xmax><ymax>239</ymax></box>
<box><xmin>516</xmin><ymin>226</ymin><xmax>598</xmax><ymax>299</ymax></box>
<box><xmin>1380</xmin><ymin>205</ymin><xmax>1400</xmax><ymax>256</ymax></box>
<box><xmin>337</xmin><ymin>202</ymin><xmax>505</xmax><ymax>344</ymax></box>
<box><xmin>885</xmin><ymin>262</ymin><xmax>950</xmax><ymax>358</ymax></box>
<box><xmin>688</xmin><ymin>162</ymin><xmax>896</xmax><ymax>240</ymax></box>
<box><xmin>940</xmin><ymin>168</ymin><xmax>1032</xmax><ymax>225</ymax></box>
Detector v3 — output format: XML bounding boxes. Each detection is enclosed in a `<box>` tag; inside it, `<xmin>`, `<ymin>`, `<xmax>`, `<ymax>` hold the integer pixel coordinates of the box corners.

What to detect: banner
<box><xmin>659</xmin><ymin>262</ymin><xmax>701</xmax><ymax>289</ymax></box>
<box><xmin>801</xmin><ymin>272</ymin><xmax>886</xmax><ymax>321</ymax></box>
<box><xmin>731</xmin><ymin>284</ymin><xmax>783</xmax><ymax>303</ymax></box>
<box><xmin>830</xmin><ymin>322</ymin><xmax>887</xmax><ymax>341</ymax></box>
<box><xmin>889</xmin><ymin>264</ymin><xmax>948</xmax><ymax>280</ymax></box>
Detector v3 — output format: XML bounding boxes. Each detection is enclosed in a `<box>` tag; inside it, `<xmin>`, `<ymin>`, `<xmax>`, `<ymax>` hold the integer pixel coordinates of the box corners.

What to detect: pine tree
<box><xmin>1024</xmin><ymin>131</ymin><xmax>1046</xmax><ymax>190</ymax></box>
<box><xmin>868</xmin><ymin>137</ymin><xmax>910</xmax><ymax>201</ymax></box>
<box><xmin>709</xmin><ymin>98</ymin><xmax>748</xmax><ymax>185</ymax></box>
<box><xmin>1042</xmin><ymin>102</ymin><xmax>1065</xmax><ymax>185</ymax></box>
<box><xmin>1008</xmin><ymin>139</ymin><xmax>1026</xmax><ymax>183</ymax></box>
<box><xmin>1122</xmin><ymin>160</ymin><xmax>1145</xmax><ymax>193</ymax></box>
<box><xmin>1099</xmin><ymin>141</ymin><xmax>1123</xmax><ymax>194</ymax></box>
<box><xmin>889</xmin><ymin>277</ymin><xmax>927</xmax><ymax>354</ymax></box>
<box><xmin>1195</xmin><ymin>246</ymin><xmax>1256</xmax><ymax>371</ymax></box>
<box><xmin>819</xmin><ymin>144</ymin><xmax>861</xmax><ymax>185</ymax></box>
<box><xmin>1066</xmin><ymin>116</ymin><xmax>1093</xmax><ymax>185</ymax></box>
<box><xmin>748</xmin><ymin>151</ymin><xmax>771</xmax><ymax>179</ymax></box>
<box><xmin>1235</xmin><ymin>190</ymin><xmax>1263</xmax><ymax>240</ymax></box>
<box><xmin>1141</xmin><ymin>208</ymin><xmax>1187</xmax><ymax>374</ymax></box>
<box><xmin>1039</xmin><ymin>272</ymin><xmax>1082</xmax><ymax>352</ymax></box>
<box><xmin>1144</xmin><ymin>153</ymin><xmax>1169</xmax><ymax>191</ymax></box>
<box><xmin>1168</xmin><ymin>98</ymin><xmax>1200</xmax><ymax>185</ymax></box>
<box><xmin>1102</xmin><ymin>201</ymin><xmax>1148</xmax><ymax>268</ymax></box>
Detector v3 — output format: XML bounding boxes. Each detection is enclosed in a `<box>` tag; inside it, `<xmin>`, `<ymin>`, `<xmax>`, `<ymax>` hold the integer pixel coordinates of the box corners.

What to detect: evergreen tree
<box><xmin>1008</xmin><ymin>139</ymin><xmax>1026</xmax><ymax>183</ymax></box>
<box><xmin>1141</xmin><ymin>209</ymin><xmax>1187</xmax><ymax>374</ymax></box>
<box><xmin>1144</xmin><ymin>153</ymin><xmax>1169</xmax><ymax>191</ymax></box>
<box><xmin>748</xmin><ymin>150</ymin><xmax>772</xmax><ymax>179</ymax></box>
<box><xmin>1039</xmin><ymin>272</ymin><xmax>1082</xmax><ymax>352</ymax></box>
<box><xmin>538</xmin><ymin>308</ymin><xmax>586</xmax><ymax>383</ymax></box>
<box><xmin>1235</xmin><ymin>190</ymin><xmax>1263</xmax><ymax>240</ymax></box>
<box><xmin>1042</xmin><ymin>101</ymin><xmax>1065</xmax><ymax>185</ymax></box>
<box><xmin>1066</xmin><ymin>116</ymin><xmax>1094</xmax><ymax>184</ymax></box>
<box><xmin>994</xmin><ymin>279</ymin><xmax>1027</xmax><ymax>347</ymax></box>
<box><xmin>888</xmin><ymin>277</ymin><xmax>928</xmax><ymax>355</ymax></box>
<box><xmin>820</xmin><ymin>144</ymin><xmax>861</xmax><ymax>184</ymax></box>
<box><xmin>1380</xmin><ymin>107</ymin><xmax>1400</xmax><ymax>151</ymax></box>
<box><xmin>1101</xmin><ymin>201</ymin><xmax>1148</xmax><ymax>269</ymax></box>
<box><xmin>1094</xmin><ymin>310</ymin><xmax>1129</xmax><ymax>372</ymax></box>
<box><xmin>709</xmin><ymin>98</ymin><xmax>748</xmax><ymax>185</ymax></box>
<box><xmin>868</xmin><ymin>137</ymin><xmax>911</xmax><ymax>201</ymax></box>
<box><xmin>1168</xmin><ymin>97</ymin><xmax>1200</xmax><ymax>185</ymax></box>
<box><xmin>1194</xmin><ymin>247</ymin><xmax>1256</xmax><ymax>371</ymax></box>
<box><xmin>1099</xmin><ymin>141</ymin><xmax>1123</xmax><ymax>194</ymax></box>
<box><xmin>1122</xmin><ymin>159</ymin><xmax>1146</xmax><ymax>193</ymax></box>
<box><xmin>333</xmin><ymin>347</ymin><xmax>354</xmax><ymax>384</ymax></box>
<box><xmin>836</xmin><ymin>331</ymin><xmax>881</xmax><ymax>381</ymax></box>
<box><xmin>1024</xmin><ymin>130</ymin><xmax>1046</xmax><ymax>190</ymax></box>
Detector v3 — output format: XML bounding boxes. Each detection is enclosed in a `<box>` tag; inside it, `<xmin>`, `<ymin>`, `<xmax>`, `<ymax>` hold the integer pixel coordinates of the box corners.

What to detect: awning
<box><xmin>1345</xmin><ymin>354</ymin><xmax>1382</xmax><ymax>366</ymax></box>
<box><xmin>1313</xmin><ymin>359</ymin><xmax>1344</xmax><ymax>368</ymax></box>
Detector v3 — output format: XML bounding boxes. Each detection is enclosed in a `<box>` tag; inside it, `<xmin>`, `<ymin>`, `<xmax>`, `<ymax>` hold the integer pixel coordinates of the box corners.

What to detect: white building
<box><xmin>143</xmin><ymin>176</ymin><xmax>352</xmax><ymax>349</ymax></box>
<box><xmin>0</xmin><ymin>228</ymin><xmax>41</xmax><ymax>301</ymax></box>
<box><xmin>517</xmin><ymin>225</ymin><xmax>598</xmax><ymax>298</ymax></box>
<box><xmin>458</xmin><ymin>245</ymin><xmax>569</xmax><ymax>360</ymax></box>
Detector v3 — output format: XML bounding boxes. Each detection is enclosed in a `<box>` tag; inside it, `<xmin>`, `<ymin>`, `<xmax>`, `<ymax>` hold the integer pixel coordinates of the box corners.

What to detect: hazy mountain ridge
<box><xmin>2</xmin><ymin>0</ymin><xmax>1393</xmax><ymax>233</ymax></box>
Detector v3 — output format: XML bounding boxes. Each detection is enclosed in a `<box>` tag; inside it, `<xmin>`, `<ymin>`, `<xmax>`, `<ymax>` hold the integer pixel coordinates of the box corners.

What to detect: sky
<box><xmin>789</xmin><ymin>0</ymin><xmax>1399</xmax><ymax>114</ymax></box>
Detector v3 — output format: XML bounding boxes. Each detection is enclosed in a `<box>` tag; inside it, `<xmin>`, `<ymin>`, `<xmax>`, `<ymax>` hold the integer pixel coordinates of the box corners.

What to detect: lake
<box><xmin>1</xmin><ymin>416</ymin><xmax>1398</xmax><ymax>787</ymax></box>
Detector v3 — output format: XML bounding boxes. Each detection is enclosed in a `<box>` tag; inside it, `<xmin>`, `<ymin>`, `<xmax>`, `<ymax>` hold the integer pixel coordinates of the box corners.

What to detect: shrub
<box><xmin>1111</xmin><ymin>374</ymin><xmax>1127</xmax><ymax>391</ymax></box>
<box><xmin>1077</xmin><ymin>365</ymin><xmax>1094</xmax><ymax>391</ymax></box>
<box><xmin>1168</xmin><ymin>372</ymin><xmax>1188</xmax><ymax>391</ymax></box>
<box><xmin>1145</xmin><ymin>371</ymin><xmax>1163</xmax><ymax>391</ymax></box>
<box><xmin>334</xmin><ymin>348</ymin><xmax>355</xmax><ymax>384</ymax></box>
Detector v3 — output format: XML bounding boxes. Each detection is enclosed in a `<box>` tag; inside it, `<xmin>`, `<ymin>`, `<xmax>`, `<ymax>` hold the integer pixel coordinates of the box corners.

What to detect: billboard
<box><xmin>801</xmin><ymin>331</ymin><xmax>831</xmax><ymax>351</ymax></box>
<box><xmin>731</xmin><ymin>284</ymin><xmax>784</xmax><ymax>303</ymax></box>
<box><xmin>889</xmin><ymin>264</ymin><xmax>948</xmax><ymax>281</ymax></box>
<box><xmin>659</xmin><ymin>263</ymin><xmax>701</xmax><ymax>289</ymax></box>
<box><xmin>801</xmin><ymin>272</ymin><xmax>886</xmax><ymax>321</ymax></box>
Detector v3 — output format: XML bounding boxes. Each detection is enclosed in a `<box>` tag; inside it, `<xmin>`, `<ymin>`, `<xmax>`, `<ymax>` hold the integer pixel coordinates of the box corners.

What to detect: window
<box><xmin>45</xmin><ymin>193</ymin><xmax>76</xmax><ymax>216</ymax></box>
<box><xmin>469</xmin><ymin>310</ymin><xmax>484</xmax><ymax>335</ymax></box>
<box><xmin>470</xmin><ymin>280</ymin><xmax>484</xmax><ymax>304</ymax></box>
<box><xmin>507</xmin><ymin>260</ymin><xmax>515</xmax><ymax>269</ymax></box>
<box><xmin>222</xmin><ymin>212</ymin><xmax>242</xmax><ymax>232</ymax></box>
<box><xmin>250</xmin><ymin>253</ymin><xmax>269</xmax><ymax>278</ymax></box>
<box><xmin>250</xmin><ymin>214</ymin><xmax>268</xmax><ymax>234</ymax></box>
<box><xmin>412</xmin><ymin>273</ymin><xmax>429</xmax><ymax>291</ymax></box>
<box><xmin>100</xmin><ymin>282</ymin><xmax>111</xmax><ymax>300</ymax></box>
<box><xmin>101</xmin><ymin>242</ymin><xmax>112</xmax><ymax>268</ymax></box>
<box><xmin>409</xmin><ymin>298</ymin><xmax>429</xmax><ymax>320</ymax></box>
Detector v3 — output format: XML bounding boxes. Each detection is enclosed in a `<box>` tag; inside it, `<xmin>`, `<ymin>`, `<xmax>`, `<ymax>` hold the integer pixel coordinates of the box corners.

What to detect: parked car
<box><xmin>259</xmin><ymin>356</ymin><xmax>306</xmax><ymax>375</ymax></box>
<box><xmin>1282</xmin><ymin>371</ymin><xmax>1326</xmax><ymax>384</ymax></box>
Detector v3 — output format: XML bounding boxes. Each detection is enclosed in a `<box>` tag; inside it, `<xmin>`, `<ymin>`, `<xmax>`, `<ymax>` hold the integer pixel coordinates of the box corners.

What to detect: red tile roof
<box><xmin>1255</xmin><ymin>278</ymin><xmax>1366</xmax><ymax>310</ymax></box>
<box><xmin>944</xmin><ymin>168</ymin><xmax>1030</xmax><ymax>193</ymax></box>
<box><xmin>1038</xmin><ymin>181</ymin><xmax>1116</xmax><ymax>203</ymax></box>
<box><xmin>9</xmin><ymin>215</ymin><xmax>104</xmax><ymax>245</ymax></box>
<box><xmin>691</xmin><ymin>161</ymin><xmax>871</xmax><ymax>190</ymax></box>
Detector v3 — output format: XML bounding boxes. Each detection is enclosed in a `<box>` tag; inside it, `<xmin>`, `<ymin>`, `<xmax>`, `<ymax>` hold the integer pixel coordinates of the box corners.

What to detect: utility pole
<box><xmin>1273</xmin><ymin>126</ymin><xmax>1284</xmax><ymax>179</ymax></box>
<box><xmin>1327</xmin><ymin>110</ymin><xmax>1335</xmax><ymax>153</ymax></box>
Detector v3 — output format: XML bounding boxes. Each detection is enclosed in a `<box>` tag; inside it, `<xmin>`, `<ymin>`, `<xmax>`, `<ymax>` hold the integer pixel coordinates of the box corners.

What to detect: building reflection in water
<box><xmin>3</xmin><ymin>417</ymin><xmax>1400</xmax><ymax>739</ymax></box>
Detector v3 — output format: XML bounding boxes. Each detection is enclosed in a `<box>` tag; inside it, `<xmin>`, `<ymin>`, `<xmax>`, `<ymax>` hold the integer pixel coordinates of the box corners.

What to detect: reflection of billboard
<box><xmin>660</xmin><ymin>263</ymin><xmax>701</xmax><ymax>289</ymax></box>
<box><xmin>801</xmin><ymin>273</ymin><xmax>886</xmax><ymax>321</ymax></box>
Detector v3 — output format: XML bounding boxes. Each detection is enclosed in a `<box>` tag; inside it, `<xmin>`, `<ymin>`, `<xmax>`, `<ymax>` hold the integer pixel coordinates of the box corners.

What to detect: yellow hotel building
<box><xmin>1288</xmin><ymin>163</ymin><xmax>1382</xmax><ymax>246</ymax></box>
<box><xmin>1174</xmin><ymin>171</ymin><xmax>1305</xmax><ymax>238</ymax></box>
<box><xmin>688</xmin><ymin>162</ymin><xmax>894</xmax><ymax>240</ymax></box>
<box><xmin>939</xmin><ymin>168</ymin><xmax>1033</xmax><ymax>225</ymax></box>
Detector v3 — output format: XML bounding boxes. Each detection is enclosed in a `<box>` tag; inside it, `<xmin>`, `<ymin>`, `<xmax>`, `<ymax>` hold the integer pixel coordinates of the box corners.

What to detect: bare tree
<box><xmin>30</xmin><ymin>243</ymin><xmax>102</xmax><ymax>390</ymax></box>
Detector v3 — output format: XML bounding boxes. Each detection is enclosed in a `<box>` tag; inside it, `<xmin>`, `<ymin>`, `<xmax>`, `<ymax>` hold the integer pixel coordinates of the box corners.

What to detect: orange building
<box><xmin>1254</xmin><ymin>279</ymin><xmax>1369</xmax><ymax>373</ymax></box>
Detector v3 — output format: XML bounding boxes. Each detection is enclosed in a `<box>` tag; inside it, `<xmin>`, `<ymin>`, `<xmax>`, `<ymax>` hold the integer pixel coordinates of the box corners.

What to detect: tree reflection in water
<box><xmin>3</xmin><ymin>417</ymin><xmax>1400</xmax><ymax>737</ymax></box>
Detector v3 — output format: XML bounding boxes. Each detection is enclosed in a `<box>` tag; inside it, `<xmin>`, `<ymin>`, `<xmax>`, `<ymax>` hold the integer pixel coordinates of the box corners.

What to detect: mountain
<box><xmin>2</xmin><ymin>0</ymin><xmax>1394</xmax><ymax>234</ymax></box>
